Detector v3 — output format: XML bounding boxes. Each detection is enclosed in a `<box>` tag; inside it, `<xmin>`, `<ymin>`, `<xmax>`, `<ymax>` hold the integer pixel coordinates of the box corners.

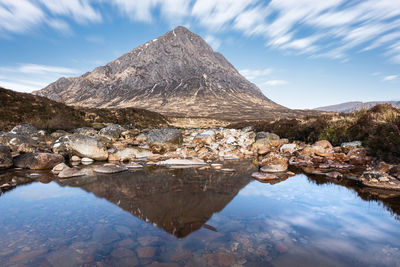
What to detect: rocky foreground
<box><xmin>1</xmin><ymin>123</ymin><xmax>399</xmax><ymax>191</ymax></box>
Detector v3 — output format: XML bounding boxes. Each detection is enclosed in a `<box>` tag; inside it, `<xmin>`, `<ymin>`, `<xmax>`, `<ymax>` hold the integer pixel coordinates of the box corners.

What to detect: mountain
<box><xmin>34</xmin><ymin>26</ymin><xmax>289</xmax><ymax>122</ymax></box>
<box><xmin>0</xmin><ymin>87</ymin><xmax>167</xmax><ymax>131</ymax></box>
<box><xmin>314</xmin><ymin>101</ymin><xmax>400</xmax><ymax>113</ymax></box>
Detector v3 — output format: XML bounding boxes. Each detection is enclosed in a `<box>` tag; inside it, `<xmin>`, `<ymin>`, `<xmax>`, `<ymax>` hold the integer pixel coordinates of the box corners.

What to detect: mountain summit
<box><xmin>35</xmin><ymin>26</ymin><xmax>287</xmax><ymax>121</ymax></box>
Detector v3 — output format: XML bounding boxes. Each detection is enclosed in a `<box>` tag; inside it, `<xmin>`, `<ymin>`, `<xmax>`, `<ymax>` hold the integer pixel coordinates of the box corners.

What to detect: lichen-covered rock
<box><xmin>260</xmin><ymin>152</ymin><xmax>288</xmax><ymax>172</ymax></box>
<box><xmin>360</xmin><ymin>171</ymin><xmax>400</xmax><ymax>190</ymax></box>
<box><xmin>341</xmin><ymin>141</ymin><xmax>362</xmax><ymax>153</ymax></box>
<box><xmin>53</xmin><ymin>134</ymin><xmax>108</xmax><ymax>161</ymax></box>
<box><xmin>255</xmin><ymin>132</ymin><xmax>279</xmax><ymax>141</ymax></box>
<box><xmin>280</xmin><ymin>144</ymin><xmax>297</xmax><ymax>154</ymax></box>
<box><xmin>252</xmin><ymin>134</ymin><xmax>282</xmax><ymax>154</ymax></box>
<box><xmin>0</xmin><ymin>144</ymin><xmax>12</xmax><ymax>169</ymax></box>
<box><xmin>13</xmin><ymin>153</ymin><xmax>64</xmax><ymax>170</ymax></box>
<box><xmin>99</xmin><ymin>124</ymin><xmax>125</xmax><ymax>141</ymax></box>
<box><xmin>146</xmin><ymin>128</ymin><xmax>183</xmax><ymax>153</ymax></box>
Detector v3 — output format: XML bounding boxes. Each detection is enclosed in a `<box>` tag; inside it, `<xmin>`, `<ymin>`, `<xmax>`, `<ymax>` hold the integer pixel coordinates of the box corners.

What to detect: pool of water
<box><xmin>0</xmin><ymin>161</ymin><xmax>400</xmax><ymax>267</ymax></box>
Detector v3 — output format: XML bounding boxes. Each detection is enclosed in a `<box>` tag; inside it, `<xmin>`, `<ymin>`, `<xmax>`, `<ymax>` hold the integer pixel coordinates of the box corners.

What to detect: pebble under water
<box><xmin>0</xmin><ymin>161</ymin><xmax>400</xmax><ymax>267</ymax></box>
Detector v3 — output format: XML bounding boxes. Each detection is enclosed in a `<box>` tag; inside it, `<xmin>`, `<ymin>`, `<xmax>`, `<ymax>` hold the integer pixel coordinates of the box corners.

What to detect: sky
<box><xmin>0</xmin><ymin>0</ymin><xmax>399</xmax><ymax>109</ymax></box>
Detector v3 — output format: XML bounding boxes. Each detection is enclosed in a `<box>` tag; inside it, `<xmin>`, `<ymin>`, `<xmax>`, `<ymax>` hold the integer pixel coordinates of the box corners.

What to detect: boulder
<box><xmin>260</xmin><ymin>152</ymin><xmax>288</xmax><ymax>172</ymax></box>
<box><xmin>108</xmin><ymin>148</ymin><xmax>138</xmax><ymax>162</ymax></box>
<box><xmin>314</xmin><ymin>140</ymin><xmax>333</xmax><ymax>150</ymax></box>
<box><xmin>389</xmin><ymin>166</ymin><xmax>400</xmax><ymax>179</ymax></box>
<box><xmin>341</xmin><ymin>141</ymin><xmax>362</xmax><ymax>153</ymax></box>
<box><xmin>17</xmin><ymin>143</ymin><xmax>37</xmax><ymax>153</ymax></box>
<box><xmin>193</xmin><ymin>132</ymin><xmax>214</xmax><ymax>146</ymax></box>
<box><xmin>52</xmin><ymin>163</ymin><xmax>69</xmax><ymax>174</ymax></box>
<box><xmin>252</xmin><ymin>135</ymin><xmax>282</xmax><ymax>154</ymax></box>
<box><xmin>53</xmin><ymin>134</ymin><xmax>108</xmax><ymax>161</ymax></box>
<box><xmin>255</xmin><ymin>132</ymin><xmax>279</xmax><ymax>141</ymax></box>
<box><xmin>94</xmin><ymin>164</ymin><xmax>128</xmax><ymax>174</ymax></box>
<box><xmin>10</xmin><ymin>124</ymin><xmax>38</xmax><ymax>136</ymax></box>
<box><xmin>252</xmin><ymin>172</ymin><xmax>279</xmax><ymax>181</ymax></box>
<box><xmin>0</xmin><ymin>144</ymin><xmax>13</xmax><ymax>169</ymax></box>
<box><xmin>300</xmin><ymin>145</ymin><xmax>333</xmax><ymax>157</ymax></box>
<box><xmin>70</xmin><ymin>155</ymin><xmax>81</xmax><ymax>162</ymax></box>
<box><xmin>280</xmin><ymin>144</ymin><xmax>297</xmax><ymax>154</ymax></box>
<box><xmin>146</xmin><ymin>128</ymin><xmax>183</xmax><ymax>153</ymax></box>
<box><xmin>99</xmin><ymin>124</ymin><xmax>125</xmax><ymax>141</ymax></box>
<box><xmin>81</xmin><ymin>157</ymin><xmax>94</xmax><ymax>163</ymax></box>
<box><xmin>58</xmin><ymin>167</ymin><xmax>86</xmax><ymax>178</ymax></box>
<box><xmin>155</xmin><ymin>158</ymin><xmax>207</xmax><ymax>167</ymax></box>
<box><xmin>13</xmin><ymin>153</ymin><xmax>64</xmax><ymax>170</ymax></box>
<box><xmin>360</xmin><ymin>171</ymin><xmax>400</xmax><ymax>190</ymax></box>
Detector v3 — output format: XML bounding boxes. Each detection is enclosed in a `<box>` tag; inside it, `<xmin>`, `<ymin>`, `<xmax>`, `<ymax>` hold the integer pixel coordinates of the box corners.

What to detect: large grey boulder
<box><xmin>13</xmin><ymin>153</ymin><xmax>64</xmax><ymax>170</ymax></box>
<box><xmin>53</xmin><ymin>134</ymin><xmax>108</xmax><ymax>161</ymax></box>
<box><xmin>0</xmin><ymin>144</ymin><xmax>13</xmax><ymax>169</ymax></box>
<box><xmin>255</xmin><ymin>132</ymin><xmax>280</xmax><ymax>141</ymax></box>
<box><xmin>99</xmin><ymin>124</ymin><xmax>125</xmax><ymax>141</ymax></box>
<box><xmin>146</xmin><ymin>128</ymin><xmax>183</xmax><ymax>153</ymax></box>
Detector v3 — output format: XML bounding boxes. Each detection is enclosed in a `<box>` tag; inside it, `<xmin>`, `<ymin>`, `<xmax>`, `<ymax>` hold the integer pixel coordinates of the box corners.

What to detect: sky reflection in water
<box><xmin>0</xmin><ymin>169</ymin><xmax>399</xmax><ymax>267</ymax></box>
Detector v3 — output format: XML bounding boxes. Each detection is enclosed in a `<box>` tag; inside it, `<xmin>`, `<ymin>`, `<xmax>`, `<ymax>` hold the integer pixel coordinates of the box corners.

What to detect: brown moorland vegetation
<box><xmin>231</xmin><ymin>104</ymin><xmax>400</xmax><ymax>163</ymax></box>
<box><xmin>0</xmin><ymin>87</ymin><xmax>168</xmax><ymax>131</ymax></box>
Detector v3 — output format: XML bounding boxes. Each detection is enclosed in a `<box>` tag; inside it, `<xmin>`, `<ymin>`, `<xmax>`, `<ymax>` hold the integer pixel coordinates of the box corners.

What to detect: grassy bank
<box><xmin>0</xmin><ymin>87</ymin><xmax>168</xmax><ymax>131</ymax></box>
<box><xmin>231</xmin><ymin>104</ymin><xmax>400</xmax><ymax>163</ymax></box>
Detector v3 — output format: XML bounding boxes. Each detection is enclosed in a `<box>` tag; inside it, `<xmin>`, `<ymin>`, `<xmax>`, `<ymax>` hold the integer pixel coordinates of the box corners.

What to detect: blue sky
<box><xmin>0</xmin><ymin>0</ymin><xmax>399</xmax><ymax>109</ymax></box>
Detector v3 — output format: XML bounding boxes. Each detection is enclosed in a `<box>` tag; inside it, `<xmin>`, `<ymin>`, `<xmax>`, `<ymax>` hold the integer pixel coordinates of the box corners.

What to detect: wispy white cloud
<box><xmin>0</xmin><ymin>0</ymin><xmax>45</xmax><ymax>34</ymax></box>
<box><xmin>38</xmin><ymin>0</ymin><xmax>102</xmax><ymax>24</ymax></box>
<box><xmin>383</xmin><ymin>75</ymin><xmax>398</xmax><ymax>82</ymax></box>
<box><xmin>263</xmin><ymin>80</ymin><xmax>289</xmax><ymax>86</ymax></box>
<box><xmin>204</xmin><ymin>35</ymin><xmax>221</xmax><ymax>50</ymax></box>
<box><xmin>240</xmin><ymin>68</ymin><xmax>273</xmax><ymax>81</ymax></box>
<box><xmin>15</xmin><ymin>64</ymin><xmax>79</xmax><ymax>75</ymax></box>
<box><xmin>0</xmin><ymin>64</ymin><xmax>80</xmax><ymax>92</ymax></box>
<box><xmin>192</xmin><ymin>0</ymin><xmax>257</xmax><ymax>30</ymax></box>
<box><xmin>110</xmin><ymin>0</ymin><xmax>190</xmax><ymax>24</ymax></box>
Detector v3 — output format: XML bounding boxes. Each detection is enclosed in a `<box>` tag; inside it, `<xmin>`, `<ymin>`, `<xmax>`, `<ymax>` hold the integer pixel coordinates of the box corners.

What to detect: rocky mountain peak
<box><xmin>34</xmin><ymin>26</ymin><xmax>287</xmax><ymax>121</ymax></box>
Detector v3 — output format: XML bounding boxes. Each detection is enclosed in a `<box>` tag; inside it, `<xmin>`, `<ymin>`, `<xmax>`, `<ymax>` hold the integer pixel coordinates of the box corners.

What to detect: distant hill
<box><xmin>34</xmin><ymin>26</ymin><xmax>293</xmax><ymax>122</ymax></box>
<box><xmin>0</xmin><ymin>87</ymin><xmax>167</xmax><ymax>131</ymax></box>
<box><xmin>314</xmin><ymin>101</ymin><xmax>400</xmax><ymax>113</ymax></box>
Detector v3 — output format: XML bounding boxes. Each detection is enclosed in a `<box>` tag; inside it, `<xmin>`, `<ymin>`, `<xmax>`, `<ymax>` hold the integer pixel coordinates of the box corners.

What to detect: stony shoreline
<box><xmin>1</xmin><ymin>123</ymin><xmax>399</xmax><ymax>191</ymax></box>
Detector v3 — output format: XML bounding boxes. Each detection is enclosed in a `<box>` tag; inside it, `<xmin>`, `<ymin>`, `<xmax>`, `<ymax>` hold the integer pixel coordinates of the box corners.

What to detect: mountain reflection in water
<box><xmin>56</xmin><ymin>161</ymin><xmax>256</xmax><ymax>238</ymax></box>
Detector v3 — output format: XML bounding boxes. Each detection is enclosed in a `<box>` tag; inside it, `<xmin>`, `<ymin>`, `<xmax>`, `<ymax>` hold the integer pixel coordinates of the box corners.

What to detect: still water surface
<box><xmin>0</xmin><ymin>162</ymin><xmax>400</xmax><ymax>266</ymax></box>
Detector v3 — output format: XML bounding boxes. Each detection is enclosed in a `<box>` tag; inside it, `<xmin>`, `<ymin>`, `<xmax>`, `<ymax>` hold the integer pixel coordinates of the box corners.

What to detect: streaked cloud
<box><xmin>0</xmin><ymin>0</ymin><xmax>45</xmax><ymax>34</ymax></box>
<box><xmin>38</xmin><ymin>0</ymin><xmax>102</xmax><ymax>24</ymax></box>
<box><xmin>1</xmin><ymin>0</ymin><xmax>400</xmax><ymax>64</ymax></box>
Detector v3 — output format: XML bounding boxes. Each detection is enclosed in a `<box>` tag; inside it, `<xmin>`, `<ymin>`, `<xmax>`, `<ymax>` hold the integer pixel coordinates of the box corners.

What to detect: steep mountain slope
<box><xmin>35</xmin><ymin>26</ymin><xmax>289</xmax><ymax>121</ymax></box>
<box><xmin>0</xmin><ymin>87</ymin><xmax>167</xmax><ymax>131</ymax></box>
<box><xmin>315</xmin><ymin>101</ymin><xmax>400</xmax><ymax>113</ymax></box>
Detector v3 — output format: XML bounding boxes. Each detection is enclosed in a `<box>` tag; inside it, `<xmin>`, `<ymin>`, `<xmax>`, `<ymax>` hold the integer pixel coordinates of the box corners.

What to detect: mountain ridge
<box><xmin>34</xmin><ymin>26</ymin><xmax>290</xmax><ymax>122</ymax></box>
<box><xmin>314</xmin><ymin>101</ymin><xmax>400</xmax><ymax>113</ymax></box>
